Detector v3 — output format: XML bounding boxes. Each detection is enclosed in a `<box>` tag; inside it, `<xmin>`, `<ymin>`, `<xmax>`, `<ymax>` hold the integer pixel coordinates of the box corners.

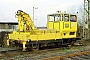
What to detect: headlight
<box><xmin>27</xmin><ymin>39</ymin><xmax>31</xmax><ymax>42</ymax></box>
<box><xmin>65</xmin><ymin>24</ymin><xmax>69</xmax><ymax>28</ymax></box>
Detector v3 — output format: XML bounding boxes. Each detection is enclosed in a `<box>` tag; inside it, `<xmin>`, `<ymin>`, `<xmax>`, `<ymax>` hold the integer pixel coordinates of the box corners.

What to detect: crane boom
<box><xmin>16</xmin><ymin>10</ymin><xmax>37</xmax><ymax>32</ymax></box>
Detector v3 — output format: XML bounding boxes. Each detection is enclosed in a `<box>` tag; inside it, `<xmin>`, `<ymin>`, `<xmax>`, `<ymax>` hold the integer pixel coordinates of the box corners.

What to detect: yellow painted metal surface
<box><xmin>47</xmin><ymin>12</ymin><xmax>77</xmax><ymax>39</ymax></box>
<box><xmin>7</xmin><ymin>10</ymin><xmax>78</xmax><ymax>51</ymax></box>
<box><xmin>48</xmin><ymin>22</ymin><xmax>53</xmax><ymax>29</ymax></box>
<box><xmin>63</xmin><ymin>22</ymin><xmax>70</xmax><ymax>30</ymax></box>
<box><xmin>22</xmin><ymin>42</ymin><xmax>26</xmax><ymax>51</ymax></box>
<box><xmin>8</xmin><ymin>11</ymin><xmax>78</xmax><ymax>41</ymax></box>
<box><xmin>54</xmin><ymin>22</ymin><xmax>60</xmax><ymax>30</ymax></box>
<box><xmin>16</xmin><ymin>10</ymin><xmax>36</xmax><ymax>33</ymax></box>
<box><xmin>70</xmin><ymin>22</ymin><xmax>77</xmax><ymax>31</ymax></box>
<box><xmin>9</xmin><ymin>31</ymin><xmax>62</xmax><ymax>42</ymax></box>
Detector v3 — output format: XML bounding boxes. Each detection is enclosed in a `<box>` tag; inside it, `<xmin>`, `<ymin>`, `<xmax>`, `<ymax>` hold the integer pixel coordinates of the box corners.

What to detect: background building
<box><xmin>0</xmin><ymin>22</ymin><xmax>18</xmax><ymax>47</ymax></box>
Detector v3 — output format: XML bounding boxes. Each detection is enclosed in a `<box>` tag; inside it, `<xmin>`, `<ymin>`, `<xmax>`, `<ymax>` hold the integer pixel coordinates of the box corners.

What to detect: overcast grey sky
<box><xmin>0</xmin><ymin>0</ymin><xmax>83</xmax><ymax>27</ymax></box>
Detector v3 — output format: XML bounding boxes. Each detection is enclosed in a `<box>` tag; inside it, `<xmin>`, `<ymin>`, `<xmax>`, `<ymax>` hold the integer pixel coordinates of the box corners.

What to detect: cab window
<box><xmin>70</xmin><ymin>15</ymin><xmax>77</xmax><ymax>22</ymax></box>
<box><xmin>64</xmin><ymin>14</ymin><xmax>69</xmax><ymax>21</ymax></box>
<box><xmin>55</xmin><ymin>14</ymin><xmax>61</xmax><ymax>21</ymax></box>
<box><xmin>49</xmin><ymin>15</ymin><xmax>54</xmax><ymax>21</ymax></box>
<box><xmin>49</xmin><ymin>14</ymin><xmax>61</xmax><ymax>21</ymax></box>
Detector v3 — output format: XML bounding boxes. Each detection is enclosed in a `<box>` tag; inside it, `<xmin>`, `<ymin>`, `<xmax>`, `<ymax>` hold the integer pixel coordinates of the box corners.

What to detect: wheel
<box><xmin>54</xmin><ymin>42</ymin><xmax>59</xmax><ymax>46</ymax></box>
<box><xmin>70</xmin><ymin>40</ymin><xmax>76</xmax><ymax>45</ymax></box>
<box><xmin>31</xmin><ymin>43</ymin><xmax>39</xmax><ymax>51</ymax></box>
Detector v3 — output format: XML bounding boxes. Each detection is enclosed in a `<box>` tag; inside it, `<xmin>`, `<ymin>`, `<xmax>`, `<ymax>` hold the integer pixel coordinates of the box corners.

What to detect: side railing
<box><xmin>0</xmin><ymin>29</ymin><xmax>14</xmax><ymax>32</ymax></box>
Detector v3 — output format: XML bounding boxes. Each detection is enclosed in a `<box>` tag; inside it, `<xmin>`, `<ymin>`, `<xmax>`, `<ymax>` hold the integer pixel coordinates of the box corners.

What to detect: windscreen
<box><xmin>64</xmin><ymin>14</ymin><xmax>69</xmax><ymax>21</ymax></box>
<box><xmin>70</xmin><ymin>15</ymin><xmax>77</xmax><ymax>22</ymax></box>
<box><xmin>49</xmin><ymin>15</ymin><xmax>54</xmax><ymax>21</ymax></box>
<box><xmin>49</xmin><ymin>14</ymin><xmax>61</xmax><ymax>21</ymax></box>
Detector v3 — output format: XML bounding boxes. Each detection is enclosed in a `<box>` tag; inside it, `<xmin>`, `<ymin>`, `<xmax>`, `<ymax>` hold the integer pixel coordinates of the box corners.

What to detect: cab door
<box><xmin>70</xmin><ymin>15</ymin><xmax>77</xmax><ymax>31</ymax></box>
<box><xmin>63</xmin><ymin>14</ymin><xmax>70</xmax><ymax>30</ymax></box>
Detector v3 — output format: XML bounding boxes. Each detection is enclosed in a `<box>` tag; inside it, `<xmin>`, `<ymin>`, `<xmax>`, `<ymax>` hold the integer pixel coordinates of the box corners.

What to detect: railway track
<box><xmin>41</xmin><ymin>50</ymin><xmax>90</xmax><ymax>60</ymax></box>
<box><xmin>2</xmin><ymin>48</ymin><xmax>89</xmax><ymax>60</ymax></box>
<box><xmin>0</xmin><ymin>47</ymin><xmax>61</xmax><ymax>59</ymax></box>
<box><xmin>0</xmin><ymin>47</ymin><xmax>56</xmax><ymax>59</ymax></box>
<box><xmin>0</xmin><ymin>42</ymin><xmax>88</xmax><ymax>60</ymax></box>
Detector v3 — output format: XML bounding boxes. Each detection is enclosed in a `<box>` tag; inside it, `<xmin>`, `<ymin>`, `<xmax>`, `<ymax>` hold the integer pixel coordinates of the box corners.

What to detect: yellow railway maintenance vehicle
<box><xmin>7</xmin><ymin>10</ymin><xmax>80</xmax><ymax>51</ymax></box>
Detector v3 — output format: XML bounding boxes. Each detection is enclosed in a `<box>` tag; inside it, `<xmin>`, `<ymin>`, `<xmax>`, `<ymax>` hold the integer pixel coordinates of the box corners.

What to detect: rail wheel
<box><xmin>67</xmin><ymin>40</ymin><xmax>76</xmax><ymax>48</ymax></box>
<box><xmin>31</xmin><ymin>43</ymin><xmax>39</xmax><ymax>51</ymax></box>
<box><xmin>26</xmin><ymin>44</ymin><xmax>39</xmax><ymax>51</ymax></box>
<box><xmin>54</xmin><ymin>42</ymin><xmax>58</xmax><ymax>46</ymax></box>
<box><xmin>70</xmin><ymin>40</ymin><xmax>76</xmax><ymax>45</ymax></box>
<box><xmin>54</xmin><ymin>42</ymin><xmax>62</xmax><ymax>47</ymax></box>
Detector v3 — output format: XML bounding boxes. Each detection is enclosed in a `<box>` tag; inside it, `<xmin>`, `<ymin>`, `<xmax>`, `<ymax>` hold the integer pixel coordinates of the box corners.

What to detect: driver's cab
<box><xmin>47</xmin><ymin>11</ymin><xmax>77</xmax><ymax>38</ymax></box>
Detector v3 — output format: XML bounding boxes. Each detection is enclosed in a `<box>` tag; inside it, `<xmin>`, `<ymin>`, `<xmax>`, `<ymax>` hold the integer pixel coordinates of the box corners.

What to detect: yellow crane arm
<box><xmin>16</xmin><ymin>10</ymin><xmax>36</xmax><ymax>32</ymax></box>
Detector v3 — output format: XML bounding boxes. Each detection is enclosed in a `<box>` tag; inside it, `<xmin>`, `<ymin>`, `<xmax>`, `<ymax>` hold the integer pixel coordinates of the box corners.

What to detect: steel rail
<box><xmin>41</xmin><ymin>50</ymin><xmax>90</xmax><ymax>60</ymax></box>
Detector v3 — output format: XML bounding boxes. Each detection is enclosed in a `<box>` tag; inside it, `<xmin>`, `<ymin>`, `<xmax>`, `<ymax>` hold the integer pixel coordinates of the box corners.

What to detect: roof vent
<box><xmin>64</xmin><ymin>11</ymin><xmax>66</xmax><ymax>13</ymax></box>
<box><xmin>57</xmin><ymin>11</ymin><xmax>61</xmax><ymax>13</ymax></box>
